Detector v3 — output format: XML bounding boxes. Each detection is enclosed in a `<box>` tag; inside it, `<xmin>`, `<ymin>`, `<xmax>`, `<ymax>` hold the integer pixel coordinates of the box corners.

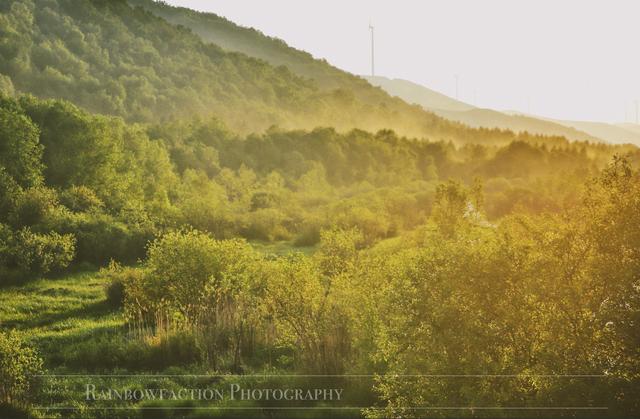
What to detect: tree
<box><xmin>0</xmin><ymin>106</ymin><xmax>43</xmax><ymax>188</ymax></box>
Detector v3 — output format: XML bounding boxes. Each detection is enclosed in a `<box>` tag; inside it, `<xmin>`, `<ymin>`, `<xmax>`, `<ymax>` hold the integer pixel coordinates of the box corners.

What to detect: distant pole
<box><xmin>454</xmin><ymin>74</ymin><xmax>459</xmax><ymax>99</ymax></box>
<box><xmin>369</xmin><ymin>23</ymin><xmax>375</xmax><ymax>77</ymax></box>
<box><xmin>636</xmin><ymin>100</ymin><xmax>639</xmax><ymax>124</ymax></box>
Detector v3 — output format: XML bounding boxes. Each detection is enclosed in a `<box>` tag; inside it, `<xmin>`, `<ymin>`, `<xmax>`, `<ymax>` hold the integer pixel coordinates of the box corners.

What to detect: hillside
<box><xmin>555</xmin><ymin>119</ymin><xmax>640</xmax><ymax>145</ymax></box>
<box><xmin>435</xmin><ymin>108</ymin><xmax>604</xmax><ymax>142</ymax></box>
<box><xmin>617</xmin><ymin>122</ymin><xmax>640</xmax><ymax>135</ymax></box>
<box><xmin>365</xmin><ymin>76</ymin><xmax>603</xmax><ymax>143</ymax></box>
<box><xmin>365</xmin><ymin>76</ymin><xmax>640</xmax><ymax>147</ymax></box>
<box><xmin>364</xmin><ymin>76</ymin><xmax>475</xmax><ymax>113</ymax></box>
<box><xmin>128</xmin><ymin>0</ymin><xmax>384</xmax><ymax>94</ymax></box>
<box><xmin>0</xmin><ymin>0</ymin><xmax>486</xmax><ymax>142</ymax></box>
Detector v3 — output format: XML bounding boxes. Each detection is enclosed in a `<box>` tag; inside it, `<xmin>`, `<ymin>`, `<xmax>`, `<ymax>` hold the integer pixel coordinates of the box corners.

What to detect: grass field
<box><xmin>0</xmin><ymin>270</ymin><xmax>122</xmax><ymax>369</ymax></box>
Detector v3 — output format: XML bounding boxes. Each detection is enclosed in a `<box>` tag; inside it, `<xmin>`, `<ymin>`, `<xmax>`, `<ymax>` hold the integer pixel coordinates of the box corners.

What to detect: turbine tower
<box><xmin>369</xmin><ymin>22</ymin><xmax>375</xmax><ymax>77</ymax></box>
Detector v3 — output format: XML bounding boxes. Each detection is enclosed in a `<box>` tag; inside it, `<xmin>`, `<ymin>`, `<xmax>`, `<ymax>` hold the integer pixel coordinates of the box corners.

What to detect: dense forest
<box><xmin>2</xmin><ymin>93</ymin><xmax>636</xmax><ymax>277</ymax></box>
<box><xmin>0</xmin><ymin>0</ymin><xmax>639</xmax><ymax>418</ymax></box>
<box><xmin>127</xmin><ymin>0</ymin><xmax>391</xmax><ymax>92</ymax></box>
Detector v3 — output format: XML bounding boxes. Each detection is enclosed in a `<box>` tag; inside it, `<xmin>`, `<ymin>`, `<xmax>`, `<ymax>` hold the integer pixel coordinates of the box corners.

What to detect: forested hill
<box><xmin>0</xmin><ymin>0</ymin><xmax>316</xmax><ymax>130</ymax></box>
<box><xmin>0</xmin><ymin>0</ymin><xmax>431</xmax><ymax>137</ymax></box>
<box><xmin>0</xmin><ymin>0</ymin><xmax>586</xmax><ymax>146</ymax></box>
<box><xmin>127</xmin><ymin>0</ymin><xmax>376</xmax><ymax>93</ymax></box>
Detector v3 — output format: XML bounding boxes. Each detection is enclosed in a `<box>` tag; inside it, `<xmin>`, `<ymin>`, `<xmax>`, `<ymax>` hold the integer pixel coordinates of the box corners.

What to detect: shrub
<box><xmin>11</xmin><ymin>228</ymin><xmax>75</xmax><ymax>277</ymax></box>
<box><xmin>0</xmin><ymin>168</ymin><xmax>21</xmax><ymax>222</ymax></box>
<box><xmin>9</xmin><ymin>186</ymin><xmax>59</xmax><ymax>228</ymax></box>
<box><xmin>1</xmin><ymin>226</ymin><xmax>76</xmax><ymax>283</ymax></box>
<box><xmin>58</xmin><ymin>212</ymin><xmax>151</xmax><ymax>265</ymax></box>
<box><xmin>294</xmin><ymin>215</ymin><xmax>323</xmax><ymax>247</ymax></box>
<box><xmin>0</xmin><ymin>403</ymin><xmax>29</xmax><ymax>419</ymax></box>
<box><xmin>126</xmin><ymin>229</ymin><xmax>268</xmax><ymax>369</ymax></box>
<box><xmin>0</xmin><ymin>330</ymin><xmax>44</xmax><ymax>407</ymax></box>
<box><xmin>141</xmin><ymin>230</ymin><xmax>260</xmax><ymax>326</ymax></box>
<box><xmin>105</xmin><ymin>277</ymin><xmax>125</xmax><ymax>308</ymax></box>
<box><xmin>60</xmin><ymin>185</ymin><xmax>104</xmax><ymax>213</ymax></box>
<box><xmin>241</xmin><ymin>208</ymin><xmax>291</xmax><ymax>241</ymax></box>
<box><xmin>101</xmin><ymin>262</ymin><xmax>145</xmax><ymax>309</ymax></box>
<box><xmin>333</xmin><ymin>205</ymin><xmax>390</xmax><ymax>246</ymax></box>
<box><xmin>0</xmin><ymin>224</ymin><xmax>12</xmax><ymax>281</ymax></box>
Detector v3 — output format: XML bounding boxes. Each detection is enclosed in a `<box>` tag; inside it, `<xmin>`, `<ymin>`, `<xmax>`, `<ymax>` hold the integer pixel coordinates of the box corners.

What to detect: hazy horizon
<box><xmin>164</xmin><ymin>0</ymin><xmax>640</xmax><ymax>124</ymax></box>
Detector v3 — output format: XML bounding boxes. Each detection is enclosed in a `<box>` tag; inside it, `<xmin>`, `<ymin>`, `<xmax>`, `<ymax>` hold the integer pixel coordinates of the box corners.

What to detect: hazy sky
<box><xmin>165</xmin><ymin>0</ymin><xmax>640</xmax><ymax>123</ymax></box>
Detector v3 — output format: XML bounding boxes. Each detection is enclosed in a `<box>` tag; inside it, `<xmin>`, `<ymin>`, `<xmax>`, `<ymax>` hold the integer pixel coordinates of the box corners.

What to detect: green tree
<box><xmin>0</xmin><ymin>105</ymin><xmax>42</xmax><ymax>188</ymax></box>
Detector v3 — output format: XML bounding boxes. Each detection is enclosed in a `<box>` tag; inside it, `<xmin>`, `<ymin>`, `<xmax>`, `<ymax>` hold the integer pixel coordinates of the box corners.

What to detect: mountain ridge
<box><xmin>364</xmin><ymin>76</ymin><xmax>607</xmax><ymax>143</ymax></box>
<box><xmin>365</xmin><ymin>75</ymin><xmax>640</xmax><ymax>146</ymax></box>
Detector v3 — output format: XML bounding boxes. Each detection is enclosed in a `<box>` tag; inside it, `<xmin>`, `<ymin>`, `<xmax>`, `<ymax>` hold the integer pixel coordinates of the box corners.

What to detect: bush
<box><xmin>241</xmin><ymin>208</ymin><xmax>292</xmax><ymax>241</ymax></box>
<box><xmin>58</xmin><ymin>212</ymin><xmax>151</xmax><ymax>265</ymax></box>
<box><xmin>12</xmin><ymin>228</ymin><xmax>75</xmax><ymax>277</ymax></box>
<box><xmin>60</xmin><ymin>185</ymin><xmax>104</xmax><ymax>213</ymax></box>
<box><xmin>105</xmin><ymin>275</ymin><xmax>126</xmax><ymax>308</ymax></box>
<box><xmin>294</xmin><ymin>215</ymin><xmax>323</xmax><ymax>247</ymax></box>
<box><xmin>0</xmin><ymin>224</ymin><xmax>12</xmax><ymax>282</ymax></box>
<box><xmin>0</xmin><ymin>330</ymin><xmax>44</xmax><ymax>408</ymax></box>
<box><xmin>101</xmin><ymin>262</ymin><xmax>145</xmax><ymax>309</ymax></box>
<box><xmin>1</xmin><ymin>227</ymin><xmax>75</xmax><ymax>283</ymax></box>
<box><xmin>333</xmin><ymin>205</ymin><xmax>390</xmax><ymax>246</ymax></box>
<box><xmin>0</xmin><ymin>168</ymin><xmax>21</xmax><ymax>222</ymax></box>
<box><xmin>9</xmin><ymin>186</ymin><xmax>59</xmax><ymax>228</ymax></box>
<box><xmin>125</xmin><ymin>230</ymin><xmax>268</xmax><ymax>369</ymax></box>
<box><xmin>0</xmin><ymin>403</ymin><xmax>29</xmax><ymax>419</ymax></box>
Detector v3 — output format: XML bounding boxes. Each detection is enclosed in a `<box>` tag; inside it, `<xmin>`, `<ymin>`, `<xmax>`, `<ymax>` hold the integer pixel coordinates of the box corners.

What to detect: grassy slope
<box><xmin>0</xmin><ymin>270</ymin><xmax>121</xmax><ymax>369</ymax></box>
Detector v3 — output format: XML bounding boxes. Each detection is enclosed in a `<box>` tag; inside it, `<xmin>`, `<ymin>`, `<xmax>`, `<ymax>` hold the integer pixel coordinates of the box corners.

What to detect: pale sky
<box><xmin>165</xmin><ymin>0</ymin><xmax>640</xmax><ymax>124</ymax></box>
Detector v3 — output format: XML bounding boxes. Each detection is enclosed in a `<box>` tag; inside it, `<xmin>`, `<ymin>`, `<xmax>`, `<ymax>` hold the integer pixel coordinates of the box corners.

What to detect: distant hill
<box><xmin>364</xmin><ymin>76</ymin><xmax>640</xmax><ymax>146</ymax></box>
<box><xmin>363</xmin><ymin>76</ymin><xmax>474</xmax><ymax>113</ymax></box>
<box><xmin>367</xmin><ymin>76</ymin><xmax>640</xmax><ymax>147</ymax></box>
<box><xmin>550</xmin><ymin>120</ymin><xmax>640</xmax><ymax>145</ymax></box>
<box><xmin>434</xmin><ymin>109</ymin><xmax>604</xmax><ymax>143</ymax></box>
<box><xmin>365</xmin><ymin>76</ymin><xmax>602</xmax><ymax>143</ymax></box>
<box><xmin>617</xmin><ymin>123</ymin><xmax>640</xmax><ymax>136</ymax></box>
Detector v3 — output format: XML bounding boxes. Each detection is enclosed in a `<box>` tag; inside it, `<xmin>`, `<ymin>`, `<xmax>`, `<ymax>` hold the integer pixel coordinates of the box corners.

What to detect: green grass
<box><xmin>0</xmin><ymin>270</ymin><xmax>124</xmax><ymax>368</ymax></box>
<box><xmin>250</xmin><ymin>240</ymin><xmax>316</xmax><ymax>257</ymax></box>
